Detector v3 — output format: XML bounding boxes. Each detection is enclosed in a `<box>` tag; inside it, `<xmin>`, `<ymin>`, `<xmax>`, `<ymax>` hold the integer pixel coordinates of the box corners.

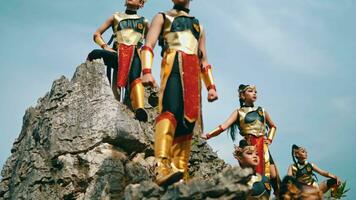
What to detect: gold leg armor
<box><xmin>154</xmin><ymin>112</ymin><xmax>183</xmax><ymax>186</ymax></box>
<box><xmin>130</xmin><ymin>78</ymin><xmax>147</xmax><ymax>122</ymax></box>
<box><xmin>264</xmin><ymin>143</ymin><xmax>271</xmax><ymax>178</ymax></box>
<box><xmin>171</xmin><ymin>139</ymin><xmax>192</xmax><ymax>182</ymax></box>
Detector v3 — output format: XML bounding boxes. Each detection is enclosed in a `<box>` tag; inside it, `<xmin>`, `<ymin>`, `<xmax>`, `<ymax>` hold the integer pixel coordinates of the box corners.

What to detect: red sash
<box><xmin>117</xmin><ymin>44</ymin><xmax>135</xmax><ymax>87</ymax></box>
<box><xmin>248</xmin><ymin>135</ymin><xmax>265</xmax><ymax>175</ymax></box>
<box><xmin>181</xmin><ymin>52</ymin><xmax>200</xmax><ymax>121</ymax></box>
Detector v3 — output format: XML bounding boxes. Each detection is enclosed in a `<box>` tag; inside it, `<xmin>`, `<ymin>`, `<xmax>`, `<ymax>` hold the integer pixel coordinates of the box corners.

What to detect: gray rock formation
<box><xmin>124</xmin><ymin>166</ymin><xmax>252</xmax><ymax>200</ymax></box>
<box><xmin>0</xmin><ymin>61</ymin><xmax>250</xmax><ymax>200</ymax></box>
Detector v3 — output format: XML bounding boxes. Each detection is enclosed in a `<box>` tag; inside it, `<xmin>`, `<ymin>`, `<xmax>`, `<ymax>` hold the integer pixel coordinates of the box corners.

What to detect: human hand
<box><xmin>336</xmin><ymin>177</ymin><xmax>341</xmax><ymax>186</ymax></box>
<box><xmin>264</xmin><ymin>138</ymin><xmax>272</xmax><ymax>145</ymax></box>
<box><xmin>207</xmin><ymin>89</ymin><xmax>218</xmax><ymax>102</ymax></box>
<box><xmin>201</xmin><ymin>134</ymin><xmax>208</xmax><ymax>140</ymax></box>
<box><xmin>142</xmin><ymin>74</ymin><xmax>156</xmax><ymax>87</ymax></box>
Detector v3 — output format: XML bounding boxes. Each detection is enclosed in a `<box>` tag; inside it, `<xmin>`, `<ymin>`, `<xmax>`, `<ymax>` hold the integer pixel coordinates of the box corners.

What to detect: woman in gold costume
<box><xmin>87</xmin><ymin>0</ymin><xmax>149</xmax><ymax>122</ymax></box>
<box><xmin>204</xmin><ymin>84</ymin><xmax>280</xmax><ymax>195</ymax></box>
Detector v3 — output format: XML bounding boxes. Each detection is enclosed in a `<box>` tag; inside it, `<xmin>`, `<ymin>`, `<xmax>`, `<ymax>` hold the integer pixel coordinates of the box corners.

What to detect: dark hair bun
<box><xmin>239</xmin><ymin>139</ymin><xmax>249</xmax><ymax>148</ymax></box>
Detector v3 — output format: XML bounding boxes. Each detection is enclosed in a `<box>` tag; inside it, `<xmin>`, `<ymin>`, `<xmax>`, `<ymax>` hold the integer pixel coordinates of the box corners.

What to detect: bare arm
<box><xmin>199</xmin><ymin>29</ymin><xmax>218</xmax><ymax>102</ymax></box>
<box><xmin>221</xmin><ymin>110</ymin><xmax>239</xmax><ymax>130</ymax></box>
<box><xmin>203</xmin><ymin>110</ymin><xmax>238</xmax><ymax>139</ymax></box>
<box><xmin>287</xmin><ymin>165</ymin><xmax>293</xmax><ymax>176</ymax></box>
<box><xmin>144</xmin><ymin>13</ymin><xmax>164</xmax><ymax>49</ymax></box>
<box><xmin>144</xmin><ymin>20</ymin><xmax>150</xmax><ymax>38</ymax></box>
<box><xmin>265</xmin><ymin>111</ymin><xmax>277</xmax><ymax>144</ymax></box>
<box><xmin>265</xmin><ymin>111</ymin><xmax>276</xmax><ymax>128</ymax></box>
<box><xmin>93</xmin><ymin>15</ymin><xmax>115</xmax><ymax>52</ymax></box>
<box><xmin>312</xmin><ymin>163</ymin><xmax>337</xmax><ymax>179</ymax></box>
<box><xmin>198</xmin><ymin>29</ymin><xmax>209</xmax><ymax>67</ymax></box>
<box><xmin>141</xmin><ymin>14</ymin><xmax>164</xmax><ymax>86</ymax></box>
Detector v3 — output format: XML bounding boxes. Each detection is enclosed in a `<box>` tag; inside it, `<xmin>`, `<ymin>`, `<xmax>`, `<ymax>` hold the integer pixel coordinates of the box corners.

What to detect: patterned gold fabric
<box><xmin>238</xmin><ymin>107</ymin><xmax>266</xmax><ymax>137</ymax></box>
<box><xmin>112</xmin><ymin>12</ymin><xmax>148</xmax><ymax>46</ymax></box>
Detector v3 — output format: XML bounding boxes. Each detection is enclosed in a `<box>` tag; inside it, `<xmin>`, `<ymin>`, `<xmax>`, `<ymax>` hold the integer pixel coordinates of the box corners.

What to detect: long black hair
<box><xmin>292</xmin><ymin>144</ymin><xmax>318</xmax><ymax>182</ymax></box>
<box><xmin>292</xmin><ymin>144</ymin><xmax>300</xmax><ymax>168</ymax></box>
<box><xmin>228</xmin><ymin>84</ymin><xmax>249</xmax><ymax>141</ymax></box>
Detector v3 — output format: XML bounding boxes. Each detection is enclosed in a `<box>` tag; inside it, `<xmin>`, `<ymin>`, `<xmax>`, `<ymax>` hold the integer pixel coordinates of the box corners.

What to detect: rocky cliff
<box><xmin>0</xmin><ymin>61</ymin><xmax>251</xmax><ymax>200</ymax></box>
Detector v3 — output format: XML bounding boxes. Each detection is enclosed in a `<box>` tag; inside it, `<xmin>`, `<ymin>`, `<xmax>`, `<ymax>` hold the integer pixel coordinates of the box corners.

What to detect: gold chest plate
<box><xmin>162</xmin><ymin>11</ymin><xmax>201</xmax><ymax>55</ymax></box>
<box><xmin>113</xmin><ymin>12</ymin><xmax>145</xmax><ymax>46</ymax></box>
<box><xmin>292</xmin><ymin>164</ymin><xmax>315</xmax><ymax>185</ymax></box>
<box><xmin>238</xmin><ymin>107</ymin><xmax>266</xmax><ymax>137</ymax></box>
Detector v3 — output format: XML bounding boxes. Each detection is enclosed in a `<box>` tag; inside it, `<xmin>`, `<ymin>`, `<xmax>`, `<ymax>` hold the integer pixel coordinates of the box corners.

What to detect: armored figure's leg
<box><xmin>270</xmin><ymin>163</ymin><xmax>281</xmax><ymax>197</ymax></box>
<box><xmin>87</xmin><ymin>49</ymin><xmax>120</xmax><ymax>100</ymax></box>
<box><xmin>87</xmin><ymin>49</ymin><xmax>118</xmax><ymax>85</ymax></box>
<box><xmin>154</xmin><ymin>112</ymin><xmax>183</xmax><ymax>186</ymax></box>
<box><xmin>154</xmin><ymin>55</ymin><xmax>186</xmax><ymax>186</ymax></box>
<box><xmin>171</xmin><ymin>139</ymin><xmax>192</xmax><ymax>182</ymax></box>
<box><xmin>170</xmin><ymin>119</ymin><xmax>195</xmax><ymax>182</ymax></box>
<box><xmin>319</xmin><ymin>178</ymin><xmax>338</xmax><ymax>193</ymax></box>
<box><xmin>129</xmin><ymin>79</ymin><xmax>146</xmax><ymax>121</ymax></box>
<box><xmin>129</xmin><ymin>50</ymin><xmax>147</xmax><ymax>122</ymax></box>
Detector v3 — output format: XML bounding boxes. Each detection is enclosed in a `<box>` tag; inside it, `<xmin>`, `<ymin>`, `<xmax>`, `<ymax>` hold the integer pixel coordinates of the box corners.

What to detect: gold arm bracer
<box><xmin>201</xmin><ymin>65</ymin><xmax>216</xmax><ymax>91</ymax></box>
<box><xmin>267</xmin><ymin>126</ymin><xmax>276</xmax><ymax>143</ymax></box>
<box><xmin>206</xmin><ymin>125</ymin><xmax>224</xmax><ymax>139</ymax></box>
<box><xmin>141</xmin><ymin>45</ymin><xmax>154</xmax><ymax>74</ymax></box>
<box><xmin>94</xmin><ymin>34</ymin><xmax>107</xmax><ymax>49</ymax></box>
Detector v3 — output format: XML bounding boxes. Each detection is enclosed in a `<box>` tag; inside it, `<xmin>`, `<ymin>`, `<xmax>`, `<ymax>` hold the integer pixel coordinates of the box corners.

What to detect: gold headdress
<box><xmin>233</xmin><ymin>140</ymin><xmax>256</xmax><ymax>159</ymax></box>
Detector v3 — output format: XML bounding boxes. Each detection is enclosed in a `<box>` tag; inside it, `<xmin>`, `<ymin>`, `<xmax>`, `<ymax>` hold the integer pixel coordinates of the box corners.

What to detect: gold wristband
<box><xmin>141</xmin><ymin>45</ymin><xmax>154</xmax><ymax>72</ymax></box>
<box><xmin>267</xmin><ymin>126</ymin><xmax>276</xmax><ymax>142</ymax></box>
<box><xmin>206</xmin><ymin>125</ymin><xmax>224</xmax><ymax>139</ymax></box>
<box><xmin>94</xmin><ymin>35</ymin><xmax>106</xmax><ymax>48</ymax></box>
<box><xmin>201</xmin><ymin>65</ymin><xmax>216</xmax><ymax>91</ymax></box>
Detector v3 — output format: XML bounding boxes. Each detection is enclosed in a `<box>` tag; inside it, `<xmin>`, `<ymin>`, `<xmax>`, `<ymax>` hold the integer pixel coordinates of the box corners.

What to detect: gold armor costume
<box><xmin>247</xmin><ymin>174</ymin><xmax>271</xmax><ymax>200</ymax></box>
<box><xmin>237</xmin><ymin>106</ymin><xmax>276</xmax><ymax>177</ymax></box>
<box><xmin>291</xmin><ymin>162</ymin><xmax>319</xmax><ymax>188</ymax></box>
<box><xmin>141</xmin><ymin>4</ymin><xmax>216</xmax><ymax>186</ymax></box>
<box><xmin>89</xmin><ymin>10</ymin><xmax>149</xmax><ymax>121</ymax></box>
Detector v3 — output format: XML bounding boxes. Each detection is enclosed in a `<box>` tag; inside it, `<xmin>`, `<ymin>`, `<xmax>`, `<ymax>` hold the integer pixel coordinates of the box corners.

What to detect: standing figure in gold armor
<box><xmin>203</xmin><ymin>84</ymin><xmax>280</xmax><ymax>195</ymax></box>
<box><xmin>141</xmin><ymin>0</ymin><xmax>218</xmax><ymax>186</ymax></box>
<box><xmin>87</xmin><ymin>0</ymin><xmax>149</xmax><ymax>122</ymax></box>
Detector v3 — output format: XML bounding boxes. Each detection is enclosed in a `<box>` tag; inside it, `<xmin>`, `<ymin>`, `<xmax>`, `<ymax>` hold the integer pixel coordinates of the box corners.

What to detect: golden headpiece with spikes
<box><xmin>238</xmin><ymin>84</ymin><xmax>256</xmax><ymax>94</ymax></box>
<box><xmin>233</xmin><ymin>144</ymin><xmax>256</xmax><ymax>160</ymax></box>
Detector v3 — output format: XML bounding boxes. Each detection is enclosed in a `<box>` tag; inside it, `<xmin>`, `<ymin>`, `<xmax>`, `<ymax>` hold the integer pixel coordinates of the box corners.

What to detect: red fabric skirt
<box><xmin>181</xmin><ymin>52</ymin><xmax>200</xmax><ymax>121</ymax></box>
<box><xmin>117</xmin><ymin>44</ymin><xmax>135</xmax><ymax>87</ymax></box>
<box><xmin>247</xmin><ymin>135</ymin><xmax>265</xmax><ymax>175</ymax></box>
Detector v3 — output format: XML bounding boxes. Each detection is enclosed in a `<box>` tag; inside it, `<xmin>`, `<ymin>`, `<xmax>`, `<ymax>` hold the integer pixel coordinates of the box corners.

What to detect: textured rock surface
<box><xmin>124</xmin><ymin>166</ymin><xmax>252</xmax><ymax>200</ymax></box>
<box><xmin>0</xmin><ymin>61</ymin><xmax>249</xmax><ymax>200</ymax></box>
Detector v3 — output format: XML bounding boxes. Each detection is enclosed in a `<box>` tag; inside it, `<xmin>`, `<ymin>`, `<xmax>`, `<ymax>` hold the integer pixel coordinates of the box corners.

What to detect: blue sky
<box><xmin>1</xmin><ymin>0</ymin><xmax>355</xmax><ymax>197</ymax></box>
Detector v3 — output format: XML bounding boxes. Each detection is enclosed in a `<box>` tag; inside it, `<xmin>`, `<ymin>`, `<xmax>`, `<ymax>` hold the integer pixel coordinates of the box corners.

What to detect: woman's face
<box><xmin>239</xmin><ymin>147</ymin><xmax>259</xmax><ymax>168</ymax></box>
<box><xmin>295</xmin><ymin>148</ymin><xmax>308</xmax><ymax>162</ymax></box>
<box><xmin>126</xmin><ymin>0</ymin><xmax>143</xmax><ymax>9</ymax></box>
<box><xmin>242</xmin><ymin>87</ymin><xmax>257</xmax><ymax>104</ymax></box>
